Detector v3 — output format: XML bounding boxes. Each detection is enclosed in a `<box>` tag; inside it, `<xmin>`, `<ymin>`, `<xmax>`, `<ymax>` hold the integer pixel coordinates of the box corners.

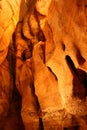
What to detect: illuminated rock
<box><xmin>0</xmin><ymin>0</ymin><xmax>27</xmax><ymax>64</ymax></box>
<box><xmin>0</xmin><ymin>0</ymin><xmax>87</xmax><ymax>129</ymax></box>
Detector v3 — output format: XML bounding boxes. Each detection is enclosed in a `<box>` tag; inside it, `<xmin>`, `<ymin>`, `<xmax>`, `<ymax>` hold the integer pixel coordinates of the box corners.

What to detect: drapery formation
<box><xmin>0</xmin><ymin>0</ymin><xmax>87</xmax><ymax>129</ymax></box>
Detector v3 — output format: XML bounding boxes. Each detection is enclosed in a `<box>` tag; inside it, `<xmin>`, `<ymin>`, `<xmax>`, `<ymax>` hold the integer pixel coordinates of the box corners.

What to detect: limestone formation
<box><xmin>0</xmin><ymin>0</ymin><xmax>27</xmax><ymax>129</ymax></box>
<box><xmin>0</xmin><ymin>0</ymin><xmax>87</xmax><ymax>130</ymax></box>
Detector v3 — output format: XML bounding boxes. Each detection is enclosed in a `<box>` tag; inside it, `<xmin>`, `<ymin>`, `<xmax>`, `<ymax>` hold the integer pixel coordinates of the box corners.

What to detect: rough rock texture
<box><xmin>0</xmin><ymin>0</ymin><xmax>27</xmax><ymax>129</ymax></box>
<box><xmin>0</xmin><ymin>0</ymin><xmax>87</xmax><ymax>130</ymax></box>
<box><xmin>0</xmin><ymin>0</ymin><xmax>27</xmax><ymax>64</ymax></box>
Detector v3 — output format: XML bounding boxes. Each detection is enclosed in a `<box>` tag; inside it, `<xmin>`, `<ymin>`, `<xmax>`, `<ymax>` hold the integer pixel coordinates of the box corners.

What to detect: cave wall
<box><xmin>0</xmin><ymin>0</ymin><xmax>87</xmax><ymax>130</ymax></box>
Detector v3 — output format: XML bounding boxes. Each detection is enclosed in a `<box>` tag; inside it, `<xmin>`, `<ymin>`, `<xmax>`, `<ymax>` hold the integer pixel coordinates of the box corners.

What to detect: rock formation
<box><xmin>0</xmin><ymin>0</ymin><xmax>87</xmax><ymax>130</ymax></box>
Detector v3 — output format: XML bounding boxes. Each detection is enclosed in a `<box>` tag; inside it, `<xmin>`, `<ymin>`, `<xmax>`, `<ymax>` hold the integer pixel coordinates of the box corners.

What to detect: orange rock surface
<box><xmin>0</xmin><ymin>0</ymin><xmax>87</xmax><ymax>129</ymax></box>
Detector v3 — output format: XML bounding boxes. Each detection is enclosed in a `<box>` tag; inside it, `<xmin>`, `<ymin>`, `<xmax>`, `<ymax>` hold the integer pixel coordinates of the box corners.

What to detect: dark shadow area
<box><xmin>6</xmin><ymin>33</ymin><xmax>25</xmax><ymax>130</ymax></box>
<box><xmin>64</xmin><ymin>125</ymin><xmax>79</xmax><ymax>130</ymax></box>
<box><xmin>64</xmin><ymin>114</ymin><xmax>79</xmax><ymax>130</ymax></box>
<box><xmin>61</xmin><ymin>41</ymin><xmax>66</xmax><ymax>51</ymax></box>
<box><xmin>76</xmin><ymin>49</ymin><xmax>86</xmax><ymax>65</ymax></box>
<box><xmin>65</xmin><ymin>55</ymin><xmax>87</xmax><ymax>100</ymax></box>
<box><xmin>39</xmin><ymin>118</ymin><xmax>44</xmax><ymax>130</ymax></box>
<box><xmin>65</xmin><ymin>55</ymin><xmax>78</xmax><ymax>76</ymax></box>
<box><xmin>73</xmin><ymin>68</ymin><xmax>87</xmax><ymax>100</ymax></box>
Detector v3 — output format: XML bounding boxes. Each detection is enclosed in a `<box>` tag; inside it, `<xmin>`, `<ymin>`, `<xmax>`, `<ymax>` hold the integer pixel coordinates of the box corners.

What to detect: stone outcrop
<box><xmin>0</xmin><ymin>0</ymin><xmax>27</xmax><ymax>129</ymax></box>
<box><xmin>0</xmin><ymin>0</ymin><xmax>87</xmax><ymax>130</ymax></box>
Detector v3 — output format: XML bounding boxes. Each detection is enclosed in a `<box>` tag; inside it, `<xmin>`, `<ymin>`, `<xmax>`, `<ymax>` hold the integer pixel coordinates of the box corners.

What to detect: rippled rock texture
<box><xmin>0</xmin><ymin>0</ymin><xmax>87</xmax><ymax>129</ymax></box>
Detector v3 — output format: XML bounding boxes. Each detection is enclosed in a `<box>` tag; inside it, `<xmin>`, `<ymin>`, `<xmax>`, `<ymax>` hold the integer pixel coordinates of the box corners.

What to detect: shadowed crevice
<box><xmin>65</xmin><ymin>55</ymin><xmax>87</xmax><ymax>100</ymax></box>
<box><xmin>39</xmin><ymin>118</ymin><xmax>44</xmax><ymax>130</ymax></box>
<box><xmin>31</xmin><ymin>84</ymin><xmax>44</xmax><ymax>130</ymax></box>
<box><xmin>65</xmin><ymin>55</ymin><xmax>78</xmax><ymax>76</ymax></box>
<box><xmin>61</xmin><ymin>41</ymin><xmax>66</xmax><ymax>51</ymax></box>
<box><xmin>47</xmin><ymin>66</ymin><xmax>58</xmax><ymax>81</ymax></box>
<box><xmin>76</xmin><ymin>50</ymin><xmax>86</xmax><ymax>65</ymax></box>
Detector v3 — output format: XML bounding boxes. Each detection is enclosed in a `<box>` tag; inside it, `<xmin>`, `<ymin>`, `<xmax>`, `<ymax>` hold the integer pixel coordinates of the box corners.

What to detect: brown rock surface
<box><xmin>0</xmin><ymin>0</ymin><xmax>27</xmax><ymax>64</ymax></box>
<box><xmin>0</xmin><ymin>0</ymin><xmax>87</xmax><ymax>130</ymax></box>
<box><xmin>46</xmin><ymin>0</ymin><xmax>87</xmax><ymax>116</ymax></box>
<box><xmin>0</xmin><ymin>0</ymin><xmax>27</xmax><ymax>129</ymax></box>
